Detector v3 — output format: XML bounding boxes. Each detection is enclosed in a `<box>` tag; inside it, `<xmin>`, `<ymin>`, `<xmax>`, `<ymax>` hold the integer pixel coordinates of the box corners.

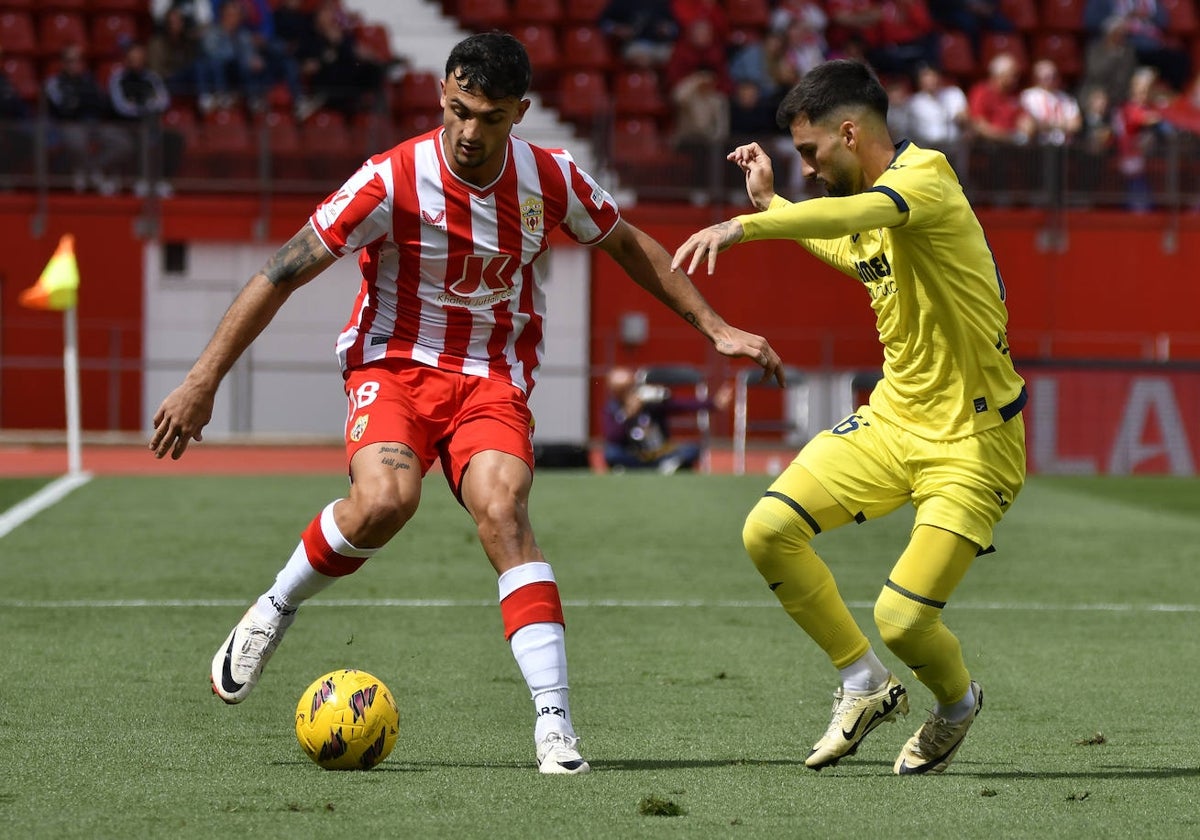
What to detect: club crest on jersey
<box><xmin>520</xmin><ymin>197</ymin><xmax>544</xmax><ymax>233</ymax></box>
<box><xmin>349</xmin><ymin>413</ymin><xmax>369</xmax><ymax>442</ymax></box>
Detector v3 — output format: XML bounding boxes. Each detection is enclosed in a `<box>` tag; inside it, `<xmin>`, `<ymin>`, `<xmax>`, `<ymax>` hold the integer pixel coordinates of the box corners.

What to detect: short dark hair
<box><xmin>445</xmin><ymin>31</ymin><xmax>532</xmax><ymax>100</ymax></box>
<box><xmin>775</xmin><ymin>60</ymin><xmax>889</xmax><ymax>130</ymax></box>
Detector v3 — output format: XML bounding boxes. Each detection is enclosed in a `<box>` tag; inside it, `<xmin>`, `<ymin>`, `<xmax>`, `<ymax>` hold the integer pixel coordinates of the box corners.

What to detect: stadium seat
<box><xmin>86</xmin><ymin>0</ymin><xmax>147</xmax><ymax>11</ymax></box>
<box><xmin>560</xmin><ymin>0</ymin><xmax>607</xmax><ymax>25</ymax></box>
<box><xmin>514</xmin><ymin>23</ymin><xmax>560</xmax><ymax>86</ymax></box>
<box><xmin>200</xmin><ymin>107</ymin><xmax>256</xmax><ymax>180</ymax></box>
<box><xmin>89</xmin><ymin>12</ymin><xmax>138</xmax><ymax>60</ymax></box>
<box><xmin>980</xmin><ymin>32</ymin><xmax>1028</xmax><ymax>74</ymax></box>
<box><xmin>38</xmin><ymin>11</ymin><xmax>88</xmax><ymax>59</ymax></box>
<box><xmin>999</xmin><ymin>0</ymin><xmax>1038</xmax><ymax>31</ymax></box>
<box><xmin>40</xmin><ymin>0</ymin><xmax>86</xmax><ymax>10</ymax></box>
<box><xmin>558</xmin><ymin>25</ymin><xmax>613</xmax><ymax>71</ymax></box>
<box><xmin>393</xmin><ymin>69</ymin><xmax>442</xmax><ymax>113</ymax></box>
<box><xmin>1040</xmin><ymin>0</ymin><xmax>1085</xmax><ymax>32</ymax></box>
<box><xmin>304</xmin><ymin>109</ymin><xmax>362</xmax><ymax>180</ymax></box>
<box><xmin>1163</xmin><ymin>0</ymin><xmax>1198</xmax><ymax>36</ymax></box>
<box><xmin>456</xmin><ymin>0</ymin><xmax>509</xmax><ymax>31</ymax></box>
<box><xmin>1033</xmin><ymin>32</ymin><xmax>1083</xmax><ymax>81</ymax></box>
<box><xmin>612</xmin><ymin>68</ymin><xmax>668</xmax><ymax>121</ymax></box>
<box><xmin>0</xmin><ymin>11</ymin><xmax>36</xmax><ymax>56</ymax></box>
<box><xmin>555</xmin><ymin>69</ymin><xmax>609</xmax><ymax>129</ymax></box>
<box><xmin>262</xmin><ymin>110</ymin><xmax>307</xmax><ymax>181</ymax></box>
<box><xmin>354</xmin><ymin>22</ymin><xmax>393</xmax><ymax>64</ymax></box>
<box><xmin>511</xmin><ymin>0</ymin><xmax>562</xmax><ymax>25</ymax></box>
<box><xmin>938</xmin><ymin>30</ymin><xmax>977</xmax><ymax>84</ymax></box>
<box><xmin>0</xmin><ymin>0</ymin><xmax>34</xmax><ymax>9</ymax></box>
<box><xmin>725</xmin><ymin>0</ymin><xmax>770</xmax><ymax>30</ymax></box>
<box><xmin>0</xmin><ymin>53</ymin><xmax>36</xmax><ymax>101</ymax></box>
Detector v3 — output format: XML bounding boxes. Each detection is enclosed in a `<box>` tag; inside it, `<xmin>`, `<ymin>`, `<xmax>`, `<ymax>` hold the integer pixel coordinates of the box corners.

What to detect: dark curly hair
<box><xmin>776</xmin><ymin>59</ymin><xmax>889</xmax><ymax>130</ymax></box>
<box><xmin>445</xmin><ymin>31</ymin><xmax>532</xmax><ymax>100</ymax></box>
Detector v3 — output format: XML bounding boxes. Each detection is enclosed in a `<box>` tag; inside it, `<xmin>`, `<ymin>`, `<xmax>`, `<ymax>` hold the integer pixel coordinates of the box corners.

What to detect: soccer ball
<box><xmin>294</xmin><ymin>669</ymin><xmax>400</xmax><ymax>770</ymax></box>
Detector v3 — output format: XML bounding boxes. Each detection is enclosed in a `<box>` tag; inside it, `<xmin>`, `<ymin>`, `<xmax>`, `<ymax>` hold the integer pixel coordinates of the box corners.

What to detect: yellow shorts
<box><xmin>793</xmin><ymin>406</ymin><xmax>1026</xmax><ymax>551</ymax></box>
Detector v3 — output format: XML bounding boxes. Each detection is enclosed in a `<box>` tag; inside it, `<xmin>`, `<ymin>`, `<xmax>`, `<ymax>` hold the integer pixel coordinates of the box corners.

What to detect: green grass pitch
<box><xmin>1</xmin><ymin>471</ymin><xmax>1198</xmax><ymax>838</ymax></box>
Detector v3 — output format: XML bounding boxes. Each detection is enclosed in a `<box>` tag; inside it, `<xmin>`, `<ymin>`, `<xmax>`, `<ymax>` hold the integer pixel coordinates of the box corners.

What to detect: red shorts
<box><xmin>342</xmin><ymin>358</ymin><xmax>535</xmax><ymax>494</ymax></box>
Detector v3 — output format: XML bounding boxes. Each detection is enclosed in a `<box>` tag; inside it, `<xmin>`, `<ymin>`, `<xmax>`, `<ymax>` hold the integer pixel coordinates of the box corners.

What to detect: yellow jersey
<box><xmin>737</xmin><ymin>140</ymin><xmax>1026</xmax><ymax>441</ymax></box>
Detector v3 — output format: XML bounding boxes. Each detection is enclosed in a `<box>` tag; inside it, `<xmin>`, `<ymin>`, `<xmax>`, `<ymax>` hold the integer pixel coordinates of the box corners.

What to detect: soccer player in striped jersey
<box><xmin>672</xmin><ymin>59</ymin><xmax>1027</xmax><ymax>775</ymax></box>
<box><xmin>149</xmin><ymin>31</ymin><xmax>783</xmax><ymax>775</ymax></box>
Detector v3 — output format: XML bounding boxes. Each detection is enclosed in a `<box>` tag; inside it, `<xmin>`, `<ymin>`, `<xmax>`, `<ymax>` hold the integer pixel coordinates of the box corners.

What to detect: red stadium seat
<box><xmin>612</xmin><ymin>68</ymin><xmax>668</xmax><ymax>121</ymax></box>
<box><xmin>999</xmin><ymin>0</ymin><xmax>1038</xmax><ymax>32</ymax></box>
<box><xmin>0</xmin><ymin>11</ymin><xmax>37</xmax><ymax>56</ymax></box>
<box><xmin>561</xmin><ymin>0</ymin><xmax>607</xmax><ymax>25</ymax></box>
<box><xmin>456</xmin><ymin>0</ymin><xmax>509</xmax><ymax>31</ymax></box>
<box><xmin>1040</xmin><ymin>0</ymin><xmax>1085</xmax><ymax>32</ymax></box>
<box><xmin>555</xmin><ymin>69</ymin><xmax>609</xmax><ymax>129</ymax></box>
<box><xmin>393</xmin><ymin>69</ymin><xmax>442</xmax><ymax>112</ymax></box>
<box><xmin>558</xmin><ymin>25</ymin><xmax>613</xmax><ymax>71</ymax></box>
<box><xmin>938</xmin><ymin>30</ymin><xmax>977</xmax><ymax>85</ymax></box>
<box><xmin>304</xmin><ymin>109</ymin><xmax>361</xmax><ymax>178</ymax></box>
<box><xmin>354</xmin><ymin>23</ymin><xmax>393</xmax><ymax>64</ymax></box>
<box><xmin>514</xmin><ymin>23</ymin><xmax>560</xmax><ymax>86</ymax></box>
<box><xmin>40</xmin><ymin>0</ymin><xmax>87</xmax><ymax>10</ymax></box>
<box><xmin>1163</xmin><ymin>0</ymin><xmax>1198</xmax><ymax>36</ymax></box>
<box><xmin>511</xmin><ymin>0</ymin><xmax>562</xmax><ymax>25</ymax></box>
<box><xmin>263</xmin><ymin>110</ymin><xmax>307</xmax><ymax>180</ymax></box>
<box><xmin>200</xmin><ymin>107</ymin><xmax>256</xmax><ymax>179</ymax></box>
<box><xmin>89</xmin><ymin>12</ymin><xmax>138</xmax><ymax>60</ymax></box>
<box><xmin>725</xmin><ymin>0</ymin><xmax>770</xmax><ymax>30</ymax></box>
<box><xmin>0</xmin><ymin>54</ymin><xmax>37</xmax><ymax>101</ymax></box>
<box><xmin>1033</xmin><ymin>33</ymin><xmax>1083</xmax><ymax>81</ymax></box>
<box><xmin>87</xmin><ymin>0</ymin><xmax>148</xmax><ymax>11</ymax></box>
<box><xmin>980</xmin><ymin>32</ymin><xmax>1028</xmax><ymax>74</ymax></box>
<box><xmin>38</xmin><ymin>11</ymin><xmax>88</xmax><ymax>59</ymax></box>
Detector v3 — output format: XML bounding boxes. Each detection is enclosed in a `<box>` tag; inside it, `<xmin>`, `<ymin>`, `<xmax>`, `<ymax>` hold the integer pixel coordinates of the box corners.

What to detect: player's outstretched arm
<box><xmin>149</xmin><ymin>223</ymin><xmax>337</xmax><ymax>460</ymax></box>
<box><xmin>670</xmin><ymin>218</ymin><xmax>745</xmax><ymax>278</ymax></box>
<box><xmin>598</xmin><ymin>219</ymin><xmax>785</xmax><ymax>386</ymax></box>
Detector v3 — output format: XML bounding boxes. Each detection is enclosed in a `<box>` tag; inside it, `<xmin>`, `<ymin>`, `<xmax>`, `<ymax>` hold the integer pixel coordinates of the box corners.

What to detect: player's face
<box><xmin>440</xmin><ymin>70</ymin><xmax>529</xmax><ymax>185</ymax></box>
<box><xmin>789</xmin><ymin>115</ymin><xmax>862</xmax><ymax>197</ymax></box>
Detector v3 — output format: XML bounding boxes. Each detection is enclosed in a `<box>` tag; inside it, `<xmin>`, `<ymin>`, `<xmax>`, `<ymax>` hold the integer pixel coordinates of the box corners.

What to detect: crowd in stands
<box><xmin>3</xmin><ymin>0</ymin><xmax>1200</xmax><ymax>207</ymax></box>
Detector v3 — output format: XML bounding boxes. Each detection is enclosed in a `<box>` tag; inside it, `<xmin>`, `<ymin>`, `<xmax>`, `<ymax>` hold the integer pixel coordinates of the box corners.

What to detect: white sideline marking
<box><xmin>0</xmin><ymin>598</ymin><xmax>1196</xmax><ymax>613</ymax></box>
<box><xmin>0</xmin><ymin>472</ymin><xmax>93</xmax><ymax>539</ymax></box>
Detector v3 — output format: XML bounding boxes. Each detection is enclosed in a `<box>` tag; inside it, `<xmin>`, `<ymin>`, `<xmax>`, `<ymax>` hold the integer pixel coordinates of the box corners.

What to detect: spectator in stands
<box><xmin>230</xmin><ymin>0</ymin><xmax>305</xmax><ymax>110</ymax></box>
<box><xmin>666</xmin><ymin>17</ymin><xmax>732</xmax><ymax>192</ymax></box>
<box><xmin>1162</xmin><ymin>69</ymin><xmax>1200</xmax><ymax>135</ymax></box>
<box><xmin>778</xmin><ymin>13</ymin><xmax>830</xmax><ymax>82</ymax></box>
<box><xmin>770</xmin><ymin>0</ymin><xmax>828</xmax><ymax>38</ymax></box>
<box><xmin>597</xmin><ymin>0</ymin><xmax>679</xmax><ymax>67</ymax></box>
<box><xmin>148</xmin><ymin>6</ymin><xmax>212</xmax><ymax>103</ymax></box>
<box><xmin>0</xmin><ymin>46</ymin><xmax>33</xmax><ymax>189</ymax></box>
<box><xmin>729</xmin><ymin>29</ymin><xmax>793</xmax><ymax>102</ymax></box>
<box><xmin>1081</xmin><ymin>14</ymin><xmax>1139</xmax><ymax>108</ymax></box>
<box><xmin>201</xmin><ymin>0</ymin><xmax>264</xmax><ymax>110</ymax></box>
<box><xmin>601</xmin><ymin>366</ymin><xmax>732</xmax><ymax>474</ymax></box>
<box><xmin>1079</xmin><ymin>84</ymin><xmax>1117</xmax><ymax>154</ymax></box>
<box><xmin>868</xmin><ymin>0</ymin><xmax>940</xmax><ymax>79</ymax></box>
<box><xmin>44</xmin><ymin>45</ymin><xmax>132</xmax><ymax>195</ymax></box>
<box><xmin>273</xmin><ymin>0</ymin><xmax>316</xmax><ymax>67</ymax></box>
<box><xmin>1084</xmin><ymin>0</ymin><xmax>1190</xmax><ymax>91</ymax></box>
<box><xmin>1020</xmin><ymin>59</ymin><xmax>1083</xmax><ymax>146</ymax></box>
<box><xmin>905</xmin><ymin>63</ymin><xmax>969</xmax><ymax>157</ymax></box>
<box><xmin>150</xmin><ymin>0</ymin><xmax>214</xmax><ymax>31</ymax></box>
<box><xmin>297</xmin><ymin>0</ymin><xmax>386</xmax><ymax>119</ymax></box>
<box><xmin>109</xmin><ymin>40</ymin><xmax>180</xmax><ymax>197</ymax></box>
<box><xmin>968</xmin><ymin>52</ymin><xmax>1035</xmax><ymax>143</ymax></box>
<box><xmin>671</xmin><ymin>0</ymin><xmax>730</xmax><ymax>45</ymax></box>
<box><xmin>1114</xmin><ymin>65</ymin><xmax>1169</xmax><ymax>211</ymax></box>
<box><xmin>928</xmin><ymin>1</ymin><xmax>1013</xmax><ymax>58</ymax></box>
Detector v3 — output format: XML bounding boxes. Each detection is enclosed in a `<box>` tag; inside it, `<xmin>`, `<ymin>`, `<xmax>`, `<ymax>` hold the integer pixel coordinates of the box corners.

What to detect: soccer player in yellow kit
<box><xmin>673</xmin><ymin>59</ymin><xmax>1027</xmax><ymax>775</ymax></box>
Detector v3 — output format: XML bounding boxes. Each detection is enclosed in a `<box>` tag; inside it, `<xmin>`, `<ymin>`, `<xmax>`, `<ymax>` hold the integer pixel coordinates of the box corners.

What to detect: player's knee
<box><xmin>343</xmin><ymin>490</ymin><xmax>417</xmax><ymax>544</ymax></box>
<box><xmin>742</xmin><ymin>502</ymin><xmax>811</xmax><ymax>571</ymax></box>
<box><xmin>873</xmin><ymin>586</ymin><xmax>936</xmax><ymax>656</ymax></box>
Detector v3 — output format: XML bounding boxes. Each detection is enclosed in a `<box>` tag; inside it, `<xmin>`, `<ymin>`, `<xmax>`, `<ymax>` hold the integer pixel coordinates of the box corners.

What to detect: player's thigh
<box><xmin>443</xmin><ymin>377</ymin><xmax>535</xmax><ymax>501</ymax></box>
<box><xmin>910</xmin><ymin>415</ymin><xmax>1026</xmax><ymax>552</ymax></box>
<box><xmin>343</xmin><ymin>359</ymin><xmax>455</xmax><ymax>474</ymax></box>
<box><xmin>793</xmin><ymin>408</ymin><xmax>914</xmax><ymax>525</ymax></box>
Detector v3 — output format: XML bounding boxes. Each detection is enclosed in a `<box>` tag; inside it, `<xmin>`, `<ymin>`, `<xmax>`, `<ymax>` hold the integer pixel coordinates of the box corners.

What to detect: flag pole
<box><xmin>63</xmin><ymin>303</ymin><xmax>83</xmax><ymax>476</ymax></box>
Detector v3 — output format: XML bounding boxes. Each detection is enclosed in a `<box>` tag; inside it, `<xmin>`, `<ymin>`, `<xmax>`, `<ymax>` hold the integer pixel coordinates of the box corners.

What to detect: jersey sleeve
<box><xmin>309</xmin><ymin>159</ymin><xmax>393</xmax><ymax>258</ymax></box>
<box><xmin>553</xmin><ymin>152</ymin><xmax>621</xmax><ymax>245</ymax></box>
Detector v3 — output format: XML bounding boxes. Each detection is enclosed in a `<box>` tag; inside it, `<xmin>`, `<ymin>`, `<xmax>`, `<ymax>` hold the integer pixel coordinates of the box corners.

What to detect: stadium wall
<box><xmin>1</xmin><ymin>197</ymin><xmax>1198</xmax><ymax>474</ymax></box>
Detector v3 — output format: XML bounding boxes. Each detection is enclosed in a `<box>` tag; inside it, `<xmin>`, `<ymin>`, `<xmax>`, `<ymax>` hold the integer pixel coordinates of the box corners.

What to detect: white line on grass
<box><xmin>0</xmin><ymin>472</ymin><xmax>93</xmax><ymax>539</ymax></box>
<box><xmin>0</xmin><ymin>597</ymin><xmax>1197</xmax><ymax>612</ymax></box>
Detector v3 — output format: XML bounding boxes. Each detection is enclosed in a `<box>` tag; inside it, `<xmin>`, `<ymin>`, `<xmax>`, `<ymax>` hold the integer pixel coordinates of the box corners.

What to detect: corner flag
<box><xmin>20</xmin><ymin>234</ymin><xmax>80</xmax><ymax>311</ymax></box>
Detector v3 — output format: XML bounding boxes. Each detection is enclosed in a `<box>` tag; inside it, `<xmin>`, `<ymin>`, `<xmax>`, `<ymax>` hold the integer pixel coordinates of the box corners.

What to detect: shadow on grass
<box><xmin>963</xmin><ymin>765</ymin><xmax>1200</xmax><ymax>781</ymax></box>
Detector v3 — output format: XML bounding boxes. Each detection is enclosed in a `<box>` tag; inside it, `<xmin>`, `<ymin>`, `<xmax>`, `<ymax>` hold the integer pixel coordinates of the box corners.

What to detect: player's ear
<box><xmin>513</xmin><ymin>98</ymin><xmax>531</xmax><ymax>125</ymax></box>
<box><xmin>840</xmin><ymin>119</ymin><xmax>857</xmax><ymax>150</ymax></box>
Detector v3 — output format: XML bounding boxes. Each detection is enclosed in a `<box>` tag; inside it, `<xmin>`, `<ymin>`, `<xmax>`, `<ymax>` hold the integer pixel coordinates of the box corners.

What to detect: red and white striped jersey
<box><xmin>309</xmin><ymin>127</ymin><xmax>621</xmax><ymax>395</ymax></box>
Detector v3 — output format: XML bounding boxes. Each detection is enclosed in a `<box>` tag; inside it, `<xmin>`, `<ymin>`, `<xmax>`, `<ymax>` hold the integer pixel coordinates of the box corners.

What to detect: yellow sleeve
<box><xmin>735</xmin><ymin>189</ymin><xmax>908</xmax><ymax>242</ymax></box>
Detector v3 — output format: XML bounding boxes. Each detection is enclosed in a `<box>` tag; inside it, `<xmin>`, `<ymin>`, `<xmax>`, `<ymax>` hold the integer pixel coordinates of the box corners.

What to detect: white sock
<box><xmin>839</xmin><ymin>648</ymin><xmax>891</xmax><ymax>693</ymax></box>
<box><xmin>510</xmin><ymin>621</ymin><xmax>574</xmax><ymax>742</ymax></box>
<box><xmin>936</xmin><ymin>684</ymin><xmax>977</xmax><ymax>723</ymax></box>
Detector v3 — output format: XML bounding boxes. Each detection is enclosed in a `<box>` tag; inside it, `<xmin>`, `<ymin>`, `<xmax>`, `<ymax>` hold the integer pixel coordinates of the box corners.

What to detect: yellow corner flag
<box><xmin>20</xmin><ymin>234</ymin><xmax>80</xmax><ymax>311</ymax></box>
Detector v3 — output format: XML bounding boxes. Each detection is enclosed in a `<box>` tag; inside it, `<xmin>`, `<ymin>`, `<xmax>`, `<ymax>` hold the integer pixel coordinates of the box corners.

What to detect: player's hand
<box><xmin>149</xmin><ymin>379</ymin><xmax>215</xmax><ymax>460</ymax></box>
<box><xmin>712</xmin><ymin>328</ymin><xmax>786</xmax><ymax>388</ymax></box>
<box><xmin>728</xmin><ymin>142</ymin><xmax>777</xmax><ymax>211</ymax></box>
<box><xmin>671</xmin><ymin>219</ymin><xmax>745</xmax><ymax>277</ymax></box>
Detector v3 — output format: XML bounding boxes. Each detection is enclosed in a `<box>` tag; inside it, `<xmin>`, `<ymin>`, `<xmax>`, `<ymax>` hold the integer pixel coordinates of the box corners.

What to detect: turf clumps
<box><xmin>638</xmin><ymin>795</ymin><xmax>686</xmax><ymax>817</ymax></box>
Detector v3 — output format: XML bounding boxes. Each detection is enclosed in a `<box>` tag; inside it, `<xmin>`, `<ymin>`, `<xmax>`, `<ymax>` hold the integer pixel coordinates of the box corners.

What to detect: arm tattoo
<box><xmin>379</xmin><ymin>445</ymin><xmax>414</xmax><ymax>471</ymax></box>
<box><xmin>684</xmin><ymin>311</ymin><xmax>699</xmax><ymax>329</ymax></box>
<box><xmin>261</xmin><ymin>228</ymin><xmax>327</xmax><ymax>286</ymax></box>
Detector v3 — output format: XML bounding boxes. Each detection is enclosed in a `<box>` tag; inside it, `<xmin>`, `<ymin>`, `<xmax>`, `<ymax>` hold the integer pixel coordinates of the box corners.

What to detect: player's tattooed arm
<box><xmin>260</xmin><ymin>224</ymin><xmax>336</xmax><ymax>287</ymax></box>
